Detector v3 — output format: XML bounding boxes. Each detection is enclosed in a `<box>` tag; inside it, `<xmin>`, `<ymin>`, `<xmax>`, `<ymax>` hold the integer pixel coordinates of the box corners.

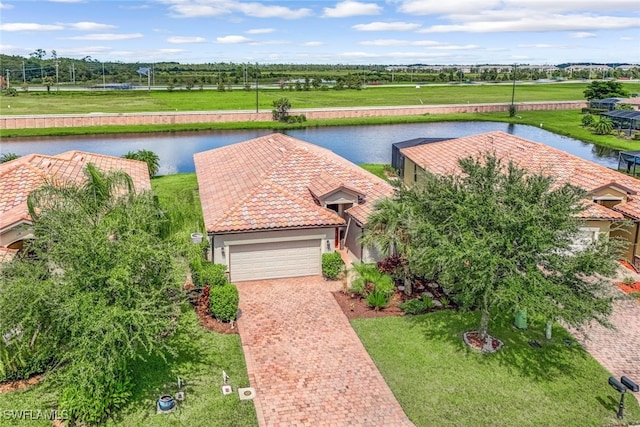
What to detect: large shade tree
<box><xmin>583</xmin><ymin>81</ymin><xmax>629</xmax><ymax>100</ymax></box>
<box><xmin>0</xmin><ymin>164</ymin><xmax>181</xmax><ymax>423</ymax></box>
<box><xmin>364</xmin><ymin>154</ymin><xmax>622</xmax><ymax>342</ymax></box>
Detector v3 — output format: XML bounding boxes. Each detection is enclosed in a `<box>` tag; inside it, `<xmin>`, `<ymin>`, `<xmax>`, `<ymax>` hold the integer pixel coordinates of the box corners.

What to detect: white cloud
<box><xmin>338</xmin><ymin>51</ymin><xmax>379</xmax><ymax>58</ymax></box>
<box><xmin>234</xmin><ymin>2</ymin><xmax>311</xmax><ymax>19</ymax></box>
<box><xmin>161</xmin><ymin>0</ymin><xmax>311</xmax><ymax>19</ymax></box>
<box><xmin>570</xmin><ymin>32</ymin><xmax>596</xmax><ymax>39</ymax></box>
<box><xmin>360</xmin><ymin>39</ymin><xmax>439</xmax><ymax>46</ymax></box>
<box><xmin>65</xmin><ymin>22</ymin><xmax>117</xmax><ymax>31</ymax></box>
<box><xmin>620</xmin><ymin>36</ymin><xmax>634</xmax><ymax>41</ymax></box>
<box><xmin>167</xmin><ymin>4</ymin><xmax>230</xmax><ymax>18</ymax></box>
<box><xmin>119</xmin><ymin>4</ymin><xmax>150</xmax><ymax>10</ymax></box>
<box><xmin>419</xmin><ymin>14</ymin><xmax>640</xmax><ymax>33</ymax></box>
<box><xmin>64</xmin><ymin>33</ymin><xmax>144</xmax><ymax>41</ymax></box>
<box><xmin>323</xmin><ymin>1</ymin><xmax>381</xmax><ymax>18</ymax></box>
<box><xmin>166</xmin><ymin>36</ymin><xmax>207</xmax><ymax>43</ymax></box>
<box><xmin>246</xmin><ymin>28</ymin><xmax>275</xmax><ymax>34</ymax></box>
<box><xmin>216</xmin><ymin>35</ymin><xmax>252</xmax><ymax>44</ymax></box>
<box><xmin>517</xmin><ymin>44</ymin><xmax>568</xmax><ymax>49</ymax></box>
<box><xmin>48</xmin><ymin>0</ymin><xmax>84</xmax><ymax>2</ymax></box>
<box><xmin>157</xmin><ymin>48</ymin><xmax>187</xmax><ymax>53</ymax></box>
<box><xmin>55</xmin><ymin>46</ymin><xmax>113</xmax><ymax>56</ymax></box>
<box><xmin>353</xmin><ymin>22</ymin><xmax>421</xmax><ymax>31</ymax></box>
<box><xmin>0</xmin><ymin>23</ymin><xmax>64</xmax><ymax>31</ymax></box>
<box><xmin>397</xmin><ymin>0</ymin><xmax>637</xmax><ymax>15</ymax></box>
<box><xmin>397</xmin><ymin>0</ymin><xmax>499</xmax><ymax>15</ymax></box>
<box><xmin>0</xmin><ymin>2</ymin><xmax>14</xmax><ymax>9</ymax></box>
<box><xmin>303</xmin><ymin>41</ymin><xmax>324</xmax><ymax>46</ymax></box>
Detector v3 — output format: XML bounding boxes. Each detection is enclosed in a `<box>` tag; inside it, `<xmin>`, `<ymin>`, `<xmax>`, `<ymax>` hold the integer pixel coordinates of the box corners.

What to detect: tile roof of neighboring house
<box><xmin>194</xmin><ymin>133</ymin><xmax>394</xmax><ymax>233</ymax></box>
<box><xmin>0</xmin><ymin>151</ymin><xmax>151</xmax><ymax>232</ymax></box>
<box><xmin>401</xmin><ymin>131</ymin><xmax>640</xmax><ymax>221</ymax></box>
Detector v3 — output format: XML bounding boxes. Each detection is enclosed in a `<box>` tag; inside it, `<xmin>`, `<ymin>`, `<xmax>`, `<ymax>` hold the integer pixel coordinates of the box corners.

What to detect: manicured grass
<box><xmin>352</xmin><ymin>311</ymin><xmax>640</xmax><ymax>427</ymax></box>
<box><xmin>3</xmin><ymin>82</ymin><xmax>630</xmax><ymax>116</ymax></box>
<box><xmin>359</xmin><ymin>163</ymin><xmax>390</xmax><ymax>180</ymax></box>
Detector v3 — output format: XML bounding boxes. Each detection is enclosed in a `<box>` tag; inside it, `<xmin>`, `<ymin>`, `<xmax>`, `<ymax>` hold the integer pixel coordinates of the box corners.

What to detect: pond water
<box><xmin>1</xmin><ymin>122</ymin><xmax>619</xmax><ymax>175</ymax></box>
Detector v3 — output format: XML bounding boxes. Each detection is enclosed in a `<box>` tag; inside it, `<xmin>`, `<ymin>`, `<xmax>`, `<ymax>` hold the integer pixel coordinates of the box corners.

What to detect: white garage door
<box><xmin>229</xmin><ymin>239</ymin><xmax>321</xmax><ymax>282</ymax></box>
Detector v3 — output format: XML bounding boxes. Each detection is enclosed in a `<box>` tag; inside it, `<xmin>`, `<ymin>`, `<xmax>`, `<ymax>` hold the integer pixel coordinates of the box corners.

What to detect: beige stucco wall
<box><xmin>344</xmin><ymin>218</ymin><xmax>383</xmax><ymax>263</ymax></box>
<box><xmin>0</xmin><ymin>101</ymin><xmax>587</xmax><ymax>130</ymax></box>
<box><xmin>210</xmin><ymin>227</ymin><xmax>336</xmax><ymax>266</ymax></box>
<box><xmin>0</xmin><ymin>223</ymin><xmax>34</xmax><ymax>247</ymax></box>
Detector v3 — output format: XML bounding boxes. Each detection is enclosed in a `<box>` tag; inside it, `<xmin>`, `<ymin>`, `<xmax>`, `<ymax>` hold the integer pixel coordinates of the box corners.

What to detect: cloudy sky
<box><xmin>0</xmin><ymin>0</ymin><xmax>638</xmax><ymax>65</ymax></box>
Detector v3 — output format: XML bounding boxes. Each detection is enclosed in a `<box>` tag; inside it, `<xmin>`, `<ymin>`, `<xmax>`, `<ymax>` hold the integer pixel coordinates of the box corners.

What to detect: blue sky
<box><xmin>0</xmin><ymin>0</ymin><xmax>639</xmax><ymax>65</ymax></box>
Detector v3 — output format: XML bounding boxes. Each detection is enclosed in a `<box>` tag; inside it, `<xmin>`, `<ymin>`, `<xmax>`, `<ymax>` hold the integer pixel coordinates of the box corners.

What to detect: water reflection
<box><xmin>1</xmin><ymin>122</ymin><xmax>620</xmax><ymax>174</ymax></box>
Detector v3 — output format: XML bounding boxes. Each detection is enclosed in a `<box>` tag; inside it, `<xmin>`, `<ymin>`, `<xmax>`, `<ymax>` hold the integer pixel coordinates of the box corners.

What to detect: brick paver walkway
<box><xmin>236</xmin><ymin>277</ymin><xmax>414</xmax><ymax>427</ymax></box>
<box><xmin>568</xmin><ymin>294</ymin><xmax>640</xmax><ymax>382</ymax></box>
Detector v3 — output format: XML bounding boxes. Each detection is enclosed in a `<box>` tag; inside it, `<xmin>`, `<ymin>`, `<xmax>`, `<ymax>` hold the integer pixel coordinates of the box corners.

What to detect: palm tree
<box><xmin>360</xmin><ymin>197</ymin><xmax>414</xmax><ymax>295</ymax></box>
<box><xmin>122</xmin><ymin>149</ymin><xmax>160</xmax><ymax>177</ymax></box>
<box><xmin>593</xmin><ymin>116</ymin><xmax>614</xmax><ymax>135</ymax></box>
<box><xmin>0</xmin><ymin>153</ymin><xmax>20</xmax><ymax>163</ymax></box>
<box><xmin>28</xmin><ymin>163</ymin><xmax>135</xmax><ymax>224</ymax></box>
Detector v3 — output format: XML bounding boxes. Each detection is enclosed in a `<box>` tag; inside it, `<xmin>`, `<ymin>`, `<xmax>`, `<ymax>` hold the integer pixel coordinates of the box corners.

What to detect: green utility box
<box><xmin>514</xmin><ymin>310</ymin><xmax>528</xmax><ymax>330</ymax></box>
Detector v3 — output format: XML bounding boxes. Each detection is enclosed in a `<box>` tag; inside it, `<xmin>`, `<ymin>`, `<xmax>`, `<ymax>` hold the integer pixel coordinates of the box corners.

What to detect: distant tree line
<box><xmin>1</xmin><ymin>53</ymin><xmax>639</xmax><ymax>90</ymax></box>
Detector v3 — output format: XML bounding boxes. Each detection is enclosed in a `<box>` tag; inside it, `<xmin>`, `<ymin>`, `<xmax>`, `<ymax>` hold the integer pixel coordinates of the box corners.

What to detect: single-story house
<box><xmin>193</xmin><ymin>134</ymin><xmax>394</xmax><ymax>282</ymax></box>
<box><xmin>399</xmin><ymin>131</ymin><xmax>640</xmax><ymax>265</ymax></box>
<box><xmin>391</xmin><ymin>137</ymin><xmax>452</xmax><ymax>177</ymax></box>
<box><xmin>0</xmin><ymin>151</ymin><xmax>151</xmax><ymax>256</ymax></box>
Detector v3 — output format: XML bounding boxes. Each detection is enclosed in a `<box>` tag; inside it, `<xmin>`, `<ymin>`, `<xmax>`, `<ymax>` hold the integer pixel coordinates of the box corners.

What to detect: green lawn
<box><xmin>352</xmin><ymin>311</ymin><xmax>640</xmax><ymax>427</ymax></box>
<box><xmin>358</xmin><ymin>163</ymin><xmax>391</xmax><ymax>180</ymax></box>
<box><xmin>7</xmin><ymin>82</ymin><xmax>640</xmax><ymax>116</ymax></box>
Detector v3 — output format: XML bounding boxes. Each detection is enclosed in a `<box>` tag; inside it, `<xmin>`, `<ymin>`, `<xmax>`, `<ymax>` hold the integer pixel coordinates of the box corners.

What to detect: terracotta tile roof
<box><xmin>401</xmin><ymin>131</ymin><xmax>640</xmax><ymax>221</ymax></box>
<box><xmin>0</xmin><ymin>152</ymin><xmax>151</xmax><ymax>233</ymax></box>
<box><xmin>194</xmin><ymin>133</ymin><xmax>394</xmax><ymax>233</ymax></box>
<box><xmin>308</xmin><ymin>172</ymin><xmax>364</xmax><ymax>200</ymax></box>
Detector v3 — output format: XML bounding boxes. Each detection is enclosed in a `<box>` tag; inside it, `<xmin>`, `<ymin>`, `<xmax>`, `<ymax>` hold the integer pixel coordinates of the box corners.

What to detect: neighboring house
<box><xmin>194</xmin><ymin>133</ymin><xmax>394</xmax><ymax>282</ymax></box>
<box><xmin>399</xmin><ymin>131</ymin><xmax>640</xmax><ymax>265</ymax></box>
<box><xmin>0</xmin><ymin>151</ymin><xmax>151</xmax><ymax>256</ymax></box>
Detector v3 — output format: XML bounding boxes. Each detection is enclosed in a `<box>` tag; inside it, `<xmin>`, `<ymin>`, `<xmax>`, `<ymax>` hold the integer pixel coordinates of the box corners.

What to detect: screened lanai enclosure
<box><xmin>619</xmin><ymin>150</ymin><xmax>640</xmax><ymax>176</ymax></box>
<box><xmin>603</xmin><ymin>110</ymin><xmax>640</xmax><ymax>135</ymax></box>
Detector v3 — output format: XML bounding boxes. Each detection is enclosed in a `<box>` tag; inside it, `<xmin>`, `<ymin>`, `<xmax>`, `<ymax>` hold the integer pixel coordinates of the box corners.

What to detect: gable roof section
<box><xmin>401</xmin><ymin>131</ymin><xmax>639</xmax><ymax>221</ymax></box>
<box><xmin>0</xmin><ymin>151</ymin><xmax>151</xmax><ymax>232</ymax></box>
<box><xmin>194</xmin><ymin>133</ymin><xmax>394</xmax><ymax>233</ymax></box>
<box><xmin>308</xmin><ymin>171</ymin><xmax>364</xmax><ymax>200</ymax></box>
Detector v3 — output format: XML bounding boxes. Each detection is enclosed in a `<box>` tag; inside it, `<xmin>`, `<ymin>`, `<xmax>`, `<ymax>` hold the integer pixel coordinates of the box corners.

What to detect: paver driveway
<box><xmin>569</xmin><ymin>296</ymin><xmax>640</xmax><ymax>382</ymax></box>
<box><xmin>236</xmin><ymin>276</ymin><xmax>414</xmax><ymax>427</ymax></box>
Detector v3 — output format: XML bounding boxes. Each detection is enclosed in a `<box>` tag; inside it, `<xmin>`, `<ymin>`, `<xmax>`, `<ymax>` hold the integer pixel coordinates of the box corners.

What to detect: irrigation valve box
<box><xmin>221</xmin><ymin>385</ymin><xmax>233</xmax><ymax>395</ymax></box>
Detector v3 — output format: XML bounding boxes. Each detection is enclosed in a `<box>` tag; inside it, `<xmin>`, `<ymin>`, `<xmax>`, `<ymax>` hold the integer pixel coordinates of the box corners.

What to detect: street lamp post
<box><xmin>509</xmin><ymin>63</ymin><xmax>517</xmax><ymax>117</ymax></box>
<box><xmin>255</xmin><ymin>62</ymin><xmax>259</xmax><ymax>113</ymax></box>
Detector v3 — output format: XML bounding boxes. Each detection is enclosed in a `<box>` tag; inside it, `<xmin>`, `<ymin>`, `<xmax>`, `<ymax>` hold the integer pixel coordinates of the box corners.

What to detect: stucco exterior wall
<box><xmin>0</xmin><ymin>101</ymin><xmax>587</xmax><ymax>130</ymax></box>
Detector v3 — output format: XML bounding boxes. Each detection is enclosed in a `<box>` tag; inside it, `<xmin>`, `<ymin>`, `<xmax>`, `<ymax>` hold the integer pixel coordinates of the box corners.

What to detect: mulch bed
<box><xmin>333</xmin><ymin>290</ymin><xmax>406</xmax><ymax>319</ymax></box>
<box><xmin>185</xmin><ymin>283</ymin><xmax>238</xmax><ymax>335</ymax></box>
<box><xmin>0</xmin><ymin>375</ymin><xmax>43</xmax><ymax>394</ymax></box>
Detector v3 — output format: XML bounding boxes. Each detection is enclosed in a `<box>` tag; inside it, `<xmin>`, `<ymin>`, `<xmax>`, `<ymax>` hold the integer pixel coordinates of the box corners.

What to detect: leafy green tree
<box><xmin>42</xmin><ymin>76</ymin><xmax>54</xmax><ymax>92</ymax></box>
<box><xmin>0</xmin><ymin>153</ymin><xmax>20</xmax><ymax>163</ymax></box>
<box><xmin>272</xmin><ymin>97</ymin><xmax>291</xmax><ymax>122</ymax></box>
<box><xmin>367</xmin><ymin>154</ymin><xmax>621</xmax><ymax>342</ymax></box>
<box><xmin>583</xmin><ymin>81</ymin><xmax>629</xmax><ymax>100</ymax></box>
<box><xmin>0</xmin><ymin>164</ymin><xmax>181</xmax><ymax>423</ymax></box>
<box><xmin>593</xmin><ymin>116</ymin><xmax>614</xmax><ymax>135</ymax></box>
<box><xmin>122</xmin><ymin>149</ymin><xmax>160</xmax><ymax>177</ymax></box>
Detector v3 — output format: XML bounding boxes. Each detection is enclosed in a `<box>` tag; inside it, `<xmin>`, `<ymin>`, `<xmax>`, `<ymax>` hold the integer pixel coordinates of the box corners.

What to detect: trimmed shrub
<box><xmin>581</xmin><ymin>114</ymin><xmax>595</xmax><ymax>127</ymax></box>
<box><xmin>399</xmin><ymin>297</ymin><xmax>435</xmax><ymax>315</ymax></box>
<box><xmin>198</xmin><ymin>263</ymin><xmax>228</xmax><ymax>287</ymax></box>
<box><xmin>209</xmin><ymin>284</ymin><xmax>239</xmax><ymax>322</ymax></box>
<box><xmin>322</xmin><ymin>252</ymin><xmax>345</xmax><ymax>280</ymax></box>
